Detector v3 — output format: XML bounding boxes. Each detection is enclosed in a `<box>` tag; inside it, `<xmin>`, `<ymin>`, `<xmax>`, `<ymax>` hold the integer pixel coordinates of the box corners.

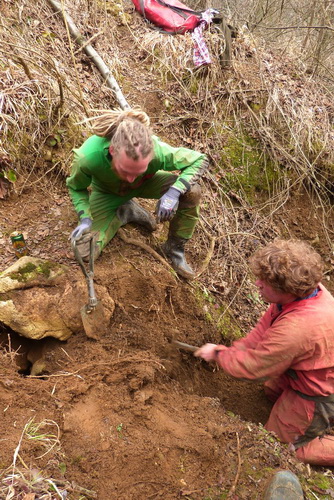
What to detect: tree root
<box><xmin>117</xmin><ymin>228</ymin><xmax>175</xmax><ymax>274</ymax></box>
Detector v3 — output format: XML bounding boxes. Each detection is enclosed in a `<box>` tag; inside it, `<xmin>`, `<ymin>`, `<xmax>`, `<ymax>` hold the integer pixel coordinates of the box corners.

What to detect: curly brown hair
<box><xmin>249</xmin><ymin>239</ymin><xmax>323</xmax><ymax>298</ymax></box>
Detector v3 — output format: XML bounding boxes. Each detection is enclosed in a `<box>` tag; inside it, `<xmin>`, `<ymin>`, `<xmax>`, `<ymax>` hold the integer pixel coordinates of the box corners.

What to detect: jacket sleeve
<box><xmin>66</xmin><ymin>149</ymin><xmax>92</xmax><ymax>220</ymax></box>
<box><xmin>217</xmin><ymin>312</ymin><xmax>305</xmax><ymax>380</ymax></box>
<box><xmin>152</xmin><ymin>137</ymin><xmax>208</xmax><ymax>194</ymax></box>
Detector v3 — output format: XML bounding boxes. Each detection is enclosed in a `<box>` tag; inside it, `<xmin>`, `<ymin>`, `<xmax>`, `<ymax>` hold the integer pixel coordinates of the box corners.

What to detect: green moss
<box><xmin>243</xmin><ymin>464</ymin><xmax>275</xmax><ymax>482</ymax></box>
<box><xmin>8</xmin><ymin>263</ymin><xmax>37</xmax><ymax>282</ymax></box>
<box><xmin>7</xmin><ymin>261</ymin><xmax>61</xmax><ymax>282</ymax></box>
<box><xmin>307</xmin><ymin>473</ymin><xmax>331</xmax><ymax>491</ymax></box>
<box><xmin>194</xmin><ymin>286</ymin><xmax>242</xmax><ymax>343</ymax></box>
<box><xmin>36</xmin><ymin>261</ymin><xmax>58</xmax><ymax>278</ymax></box>
<box><xmin>217</xmin><ymin>311</ymin><xmax>243</xmax><ymax>343</ymax></box>
<box><xmin>219</xmin><ymin>132</ymin><xmax>281</xmax><ymax>203</ymax></box>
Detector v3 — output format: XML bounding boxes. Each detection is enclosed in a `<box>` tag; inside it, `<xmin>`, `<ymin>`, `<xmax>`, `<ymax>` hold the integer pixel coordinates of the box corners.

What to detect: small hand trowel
<box><xmin>72</xmin><ymin>236</ymin><xmax>108</xmax><ymax>340</ymax></box>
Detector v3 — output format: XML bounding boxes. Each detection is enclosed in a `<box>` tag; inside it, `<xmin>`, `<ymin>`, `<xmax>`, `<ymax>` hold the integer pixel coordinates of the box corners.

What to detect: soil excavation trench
<box><xmin>0</xmin><ymin>322</ymin><xmax>272</xmax><ymax>426</ymax></box>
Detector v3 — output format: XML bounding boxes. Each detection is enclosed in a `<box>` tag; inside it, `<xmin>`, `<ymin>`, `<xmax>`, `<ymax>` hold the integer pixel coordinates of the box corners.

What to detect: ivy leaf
<box><xmin>4</xmin><ymin>169</ymin><xmax>17</xmax><ymax>183</ymax></box>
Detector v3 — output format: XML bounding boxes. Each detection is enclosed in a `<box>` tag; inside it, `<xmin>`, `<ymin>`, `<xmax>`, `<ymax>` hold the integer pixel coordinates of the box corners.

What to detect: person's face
<box><xmin>110</xmin><ymin>146</ymin><xmax>151</xmax><ymax>183</ymax></box>
<box><xmin>255</xmin><ymin>279</ymin><xmax>296</xmax><ymax>304</ymax></box>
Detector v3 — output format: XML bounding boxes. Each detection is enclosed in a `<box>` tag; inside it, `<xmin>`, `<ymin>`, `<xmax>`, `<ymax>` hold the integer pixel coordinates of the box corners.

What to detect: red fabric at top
<box><xmin>217</xmin><ymin>284</ymin><xmax>334</xmax><ymax>397</ymax></box>
<box><xmin>131</xmin><ymin>0</ymin><xmax>201</xmax><ymax>34</ymax></box>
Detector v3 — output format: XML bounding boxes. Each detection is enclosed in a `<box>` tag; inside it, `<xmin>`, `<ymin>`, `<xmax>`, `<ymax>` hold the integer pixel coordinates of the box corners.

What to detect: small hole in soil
<box><xmin>0</xmin><ymin>323</ymin><xmax>59</xmax><ymax>377</ymax></box>
<box><xmin>18</xmin><ymin>365</ymin><xmax>33</xmax><ymax>377</ymax></box>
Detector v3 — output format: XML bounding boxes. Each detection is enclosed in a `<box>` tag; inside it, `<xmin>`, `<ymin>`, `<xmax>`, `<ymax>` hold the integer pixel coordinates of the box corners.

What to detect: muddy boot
<box><xmin>161</xmin><ymin>234</ymin><xmax>195</xmax><ymax>280</ymax></box>
<box><xmin>75</xmin><ymin>232</ymin><xmax>101</xmax><ymax>263</ymax></box>
<box><xmin>117</xmin><ymin>200</ymin><xmax>157</xmax><ymax>232</ymax></box>
<box><xmin>263</xmin><ymin>470</ymin><xmax>304</xmax><ymax>500</ymax></box>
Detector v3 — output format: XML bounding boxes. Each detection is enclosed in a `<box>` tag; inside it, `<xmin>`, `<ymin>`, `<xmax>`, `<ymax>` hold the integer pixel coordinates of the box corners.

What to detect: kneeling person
<box><xmin>195</xmin><ymin>239</ymin><xmax>334</xmax><ymax>465</ymax></box>
<box><xmin>66</xmin><ymin>108</ymin><xmax>208</xmax><ymax>280</ymax></box>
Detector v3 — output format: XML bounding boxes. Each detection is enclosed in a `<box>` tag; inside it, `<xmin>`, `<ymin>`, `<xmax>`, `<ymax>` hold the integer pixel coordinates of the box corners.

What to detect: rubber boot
<box><xmin>117</xmin><ymin>200</ymin><xmax>157</xmax><ymax>232</ymax></box>
<box><xmin>161</xmin><ymin>234</ymin><xmax>195</xmax><ymax>280</ymax></box>
<box><xmin>263</xmin><ymin>470</ymin><xmax>304</xmax><ymax>500</ymax></box>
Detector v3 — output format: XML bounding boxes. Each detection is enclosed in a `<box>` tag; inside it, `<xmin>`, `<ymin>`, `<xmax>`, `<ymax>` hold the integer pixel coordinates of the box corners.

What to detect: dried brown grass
<box><xmin>0</xmin><ymin>0</ymin><xmax>125</xmax><ymax>190</ymax></box>
<box><xmin>124</xmin><ymin>17</ymin><xmax>334</xmax><ymax>325</ymax></box>
<box><xmin>0</xmin><ymin>417</ymin><xmax>97</xmax><ymax>499</ymax></box>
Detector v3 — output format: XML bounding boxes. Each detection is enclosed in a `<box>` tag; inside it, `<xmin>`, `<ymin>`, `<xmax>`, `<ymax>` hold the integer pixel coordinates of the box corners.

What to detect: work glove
<box><xmin>70</xmin><ymin>217</ymin><xmax>92</xmax><ymax>242</ymax></box>
<box><xmin>155</xmin><ymin>187</ymin><xmax>181</xmax><ymax>223</ymax></box>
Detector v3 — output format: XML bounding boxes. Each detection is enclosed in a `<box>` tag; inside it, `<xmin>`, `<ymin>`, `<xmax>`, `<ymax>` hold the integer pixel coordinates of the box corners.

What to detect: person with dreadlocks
<box><xmin>195</xmin><ymin>239</ymin><xmax>334</xmax><ymax>467</ymax></box>
<box><xmin>66</xmin><ymin>108</ymin><xmax>208</xmax><ymax>279</ymax></box>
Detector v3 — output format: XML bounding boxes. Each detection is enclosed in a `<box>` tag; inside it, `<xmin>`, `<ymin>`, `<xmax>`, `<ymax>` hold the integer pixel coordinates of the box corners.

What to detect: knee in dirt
<box><xmin>179</xmin><ymin>183</ymin><xmax>202</xmax><ymax>208</ymax></box>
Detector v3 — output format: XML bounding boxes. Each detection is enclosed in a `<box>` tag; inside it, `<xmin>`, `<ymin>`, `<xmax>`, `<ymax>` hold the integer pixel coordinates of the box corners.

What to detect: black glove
<box><xmin>156</xmin><ymin>187</ymin><xmax>181</xmax><ymax>222</ymax></box>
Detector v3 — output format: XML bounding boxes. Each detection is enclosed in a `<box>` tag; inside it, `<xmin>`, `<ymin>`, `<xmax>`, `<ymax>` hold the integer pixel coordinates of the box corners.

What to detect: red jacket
<box><xmin>216</xmin><ymin>284</ymin><xmax>334</xmax><ymax>396</ymax></box>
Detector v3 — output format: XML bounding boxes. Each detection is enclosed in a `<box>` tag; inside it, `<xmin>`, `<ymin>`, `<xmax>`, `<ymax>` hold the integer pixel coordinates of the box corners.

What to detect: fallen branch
<box><xmin>227</xmin><ymin>432</ymin><xmax>241</xmax><ymax>497</ymax></box>
<box><xmin>27</xmin><ymin>370</ymin><xmax>81</xmax><ymax>379</ymax></box>
<box><xmin>47</xmin><ymin>0</ymin><xmax>130</xmax><ymax>110</ymax></box>
<box><xmin>258</xmin><ymin>25</ymin><xmax>334</xmax><ymax>32</ymax></box>
<box><xmin>195</xmin><ymin>236</ymin><xmax>216</xmax><ymax>278</ymax></box>
<box><xmin>73</xmin><ymin>31</ymin><xmax>104</xmax><ymax>55</ymax></box>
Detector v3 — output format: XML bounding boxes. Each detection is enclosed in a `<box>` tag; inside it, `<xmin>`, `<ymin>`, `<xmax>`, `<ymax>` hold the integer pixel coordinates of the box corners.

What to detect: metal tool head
<box><xmin>171</xmin><ymin>340</ymin><xmax>199</xmax><ymax>353</ymax></box>
<box><xmin>80</xmin><ymin>302</ymin><xmax>108</xmax><ymax>340</ymax></box>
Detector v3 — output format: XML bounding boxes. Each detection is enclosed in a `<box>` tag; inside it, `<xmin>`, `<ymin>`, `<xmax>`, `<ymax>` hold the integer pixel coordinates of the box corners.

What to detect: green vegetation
<box><xmin>7</xmin><ymin>262</ymin><xmax>38</xmax><ymax>282</ymax></box>
<box><xmin>306</xmin><ymin>472</ymin><xmax>332</xmax><ymax>491</ymax></box>
<box><xmin>220</xmin><ymin>133</ymin><xmax>280</xmax><ymax>203</ymax></box>
<box><xmin>6</xmin><ymin>261</ymin><xmax>63</xmax><ymax>282</ymax></box>
<box><xmin>194</xmin><ymin>285</ymin><xmax>243</xmax><ymax>344</ymax></box>
<box><xmin>116</xmin><ymin>423</ymin><xmax>124</xmax><ymax>439</ymax></box>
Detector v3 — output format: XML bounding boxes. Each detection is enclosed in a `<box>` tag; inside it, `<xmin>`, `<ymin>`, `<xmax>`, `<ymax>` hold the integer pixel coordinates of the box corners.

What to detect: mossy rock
<box><xmin>0</xmin><ymin>257</ymin><xmax>114</xmax><ymax>341</ymax></box>
<box><xmin>0</xmin><ymin>256</ymin><xmax>65</xmax><ymax>293</ymax></box>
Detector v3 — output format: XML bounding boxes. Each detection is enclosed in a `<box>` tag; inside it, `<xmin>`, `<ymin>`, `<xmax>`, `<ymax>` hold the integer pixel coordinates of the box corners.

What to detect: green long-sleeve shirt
<box><xmin>66</xmin><ymin>134</ymin><xmax>207</xmax><ymax>219</ymax></box>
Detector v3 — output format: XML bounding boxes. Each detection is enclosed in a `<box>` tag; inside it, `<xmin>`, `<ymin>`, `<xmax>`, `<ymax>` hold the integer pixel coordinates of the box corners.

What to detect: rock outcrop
<box><xmin>0</xmin><ymin>256</ymin><xmax>114</xmax><ymax>341</ymax></box>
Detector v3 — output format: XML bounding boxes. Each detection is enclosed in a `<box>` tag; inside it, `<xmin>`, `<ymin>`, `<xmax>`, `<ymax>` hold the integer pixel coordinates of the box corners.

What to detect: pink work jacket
<box><xmin>217</xmin><ymin>284</ymin><xmax>334</xmax><ymax>397</ymax></box>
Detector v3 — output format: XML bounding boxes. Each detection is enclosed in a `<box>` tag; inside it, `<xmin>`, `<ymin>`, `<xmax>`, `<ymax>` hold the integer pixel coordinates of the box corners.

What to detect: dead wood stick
<box><xmin>27</xmin><ymin>370</ymin><xmax>81</xmax><ymax>379</ymax></box>
<box><xmin>117</xmin><ymin>228</ymin><xmax>175</xmax><ymax>274</ymax></box>
<box><xmin>74</xmin><ymin>31</ymin><xmax>103</xmax><ymax>55</ymax></box>
<box><xmin>227</xmin><ymin>432</ymin><xmax>241</xmax><ymax>497</ymax></box>
<box><xmin>259</xmin><ymin>25</ymin><xmax>334</xmax><ymax>32</ymax></box>
<box><xmin>195</xmin><ymin>235</ymin><xmax>216</xmax><ymax>278</ymax></box>
<box><xmin>47</xmin><ymin>0</ymin><xmax>130</xmax><ymax>110</ymax></box>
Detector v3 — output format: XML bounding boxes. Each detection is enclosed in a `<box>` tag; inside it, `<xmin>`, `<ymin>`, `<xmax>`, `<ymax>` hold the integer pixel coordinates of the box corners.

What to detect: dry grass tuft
<box><xmin>0</xmin><ymin>417</ymin><xmax>96</xmax><ymax>499</ymax></box>
<box><xmin>0</xmin><ymin>0</ymin><xmax>125</xmax><ymax>191</ymax></box>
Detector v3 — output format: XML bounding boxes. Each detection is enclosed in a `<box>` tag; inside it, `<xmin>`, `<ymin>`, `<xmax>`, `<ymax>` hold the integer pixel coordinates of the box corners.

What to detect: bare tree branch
<box><xmin>47</xmin><ymin>0</ymin><xmax>130</xmax><ymax>110</ymax></box>
<box><xmin>257</xmin><ymin>25</ymin><xmax>334</xmax><ymax>31</ymax></box>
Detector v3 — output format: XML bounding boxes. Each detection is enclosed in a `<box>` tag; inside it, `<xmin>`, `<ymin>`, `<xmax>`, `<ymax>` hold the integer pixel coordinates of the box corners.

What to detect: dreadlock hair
<box><xmin>87</xmin><ymin>108</ymin><xmax>153</xmax><ymax>160</ymax></box>
<box><xmin>249</xmin><ymin>239</ymin><xmax>324</xmax><ymax>298</ymax></box>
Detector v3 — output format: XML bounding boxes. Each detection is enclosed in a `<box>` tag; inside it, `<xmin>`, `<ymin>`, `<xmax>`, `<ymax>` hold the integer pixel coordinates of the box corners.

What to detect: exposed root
<box><xmin>117</xmin><ymin>228</ymin><xmax>175</xmax><ymax>274</ymax></box>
